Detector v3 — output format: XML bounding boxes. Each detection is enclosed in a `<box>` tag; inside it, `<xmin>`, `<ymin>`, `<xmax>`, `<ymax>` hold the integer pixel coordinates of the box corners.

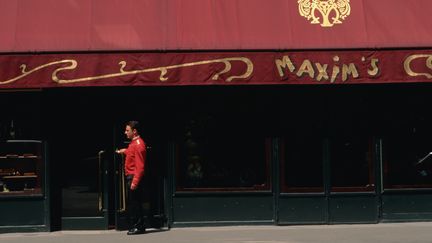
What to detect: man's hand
<box><xmin>130</xmin><ymin>183</ymin><xmax>137</xmax><ymax>190</ymax></box>
<box><xmin>116</xmin><ymin>148</ymin><xmax>126</xmax><ymax>154</ymax></box>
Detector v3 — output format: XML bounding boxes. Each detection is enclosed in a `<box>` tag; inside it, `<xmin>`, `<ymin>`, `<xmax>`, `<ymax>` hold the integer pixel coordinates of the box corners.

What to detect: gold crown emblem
<box><xmin>298</xmin><ymin>0</ymin><xmax>351</xmax><ymax>27</ymax></box>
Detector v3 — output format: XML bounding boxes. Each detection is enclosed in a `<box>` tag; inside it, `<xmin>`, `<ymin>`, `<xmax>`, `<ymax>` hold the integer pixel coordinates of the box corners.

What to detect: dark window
<box><xmin>281</xmin><ymin>136</ymin><xmax>324</xmax><ymax>193</ymax></box>
<box><xmin>175</xmin><ymin>117</ymin><xmax>271</xmax><ymax>192</ymax></box>
<box><xmin>0</xmin><ymin>141</ymin><xmax>44</xmax><ymax>196</ymax></box>
<box><xmin>330</xmin><ymin>137</ymin><xmax>375</xmax><ymax>192</ymax></box>
<box><xmin>383</xmin><ymin>131</ymin><xmax>432</xmax><ymax>189</ymax></box>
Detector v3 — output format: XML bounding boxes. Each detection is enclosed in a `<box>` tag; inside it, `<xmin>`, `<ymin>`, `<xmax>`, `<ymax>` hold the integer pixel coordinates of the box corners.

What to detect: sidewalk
<box><xmin>1</xmin><ymin>222</ymin><xmax>432</xmax><ymax>243</ymax></box>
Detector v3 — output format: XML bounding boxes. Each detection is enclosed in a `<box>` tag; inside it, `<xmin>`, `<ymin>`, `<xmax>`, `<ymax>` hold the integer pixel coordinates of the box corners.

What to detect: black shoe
<box><xmin>127</xmin><ymin>227</ymin><xmax>145</xmax><ymax>235</ymax></box>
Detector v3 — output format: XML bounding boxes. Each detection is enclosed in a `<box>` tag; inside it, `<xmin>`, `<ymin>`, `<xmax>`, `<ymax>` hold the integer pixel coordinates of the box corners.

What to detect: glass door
<box><xmin>60</xmin><ymin>149</ymin><xmax>110</xmax><ymax>229</ymax></box>
<box><xmin>327</xmin><ymin>136</ymin><xmax>379</xmax><ymax>223</ymax></box>
<box><xmin>45</xmin><ymin>107</ymin><xmax>113</xmax><ymax>229</ymax></box>
<box><xmin>278</xmin><ymin>135</ymin><xmax>327</xmax><ymax>224</ymax></box>
<box><xmin>278</xmin><ymin>136</ymin><xmax>379</xmax><ymax>224</ymax></box>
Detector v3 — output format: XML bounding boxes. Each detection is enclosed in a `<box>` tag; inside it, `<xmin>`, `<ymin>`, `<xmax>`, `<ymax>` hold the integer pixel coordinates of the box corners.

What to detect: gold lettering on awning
<box><xmin>275</xmin><ymin>55</ymin><xmax>371</xmax><ymax>83</ymax></box>
<box><xmin>297</xmin><ymin>60</ymin><xmax>315</xmax><ymax>78</ymax></box>
<box><xmin>275</xmin><ymin>56</ymin><xmax>295</xmax><ymax>77</ymax></box>
<box><xmin>315</xmin><ymin>63</ymin><xmax>329</xmax><ymax>81</ymax></box>
<box><xmin>342</xmin><ymin>63</ymin><xmax>359</xmax><ymax>82</ymax></box>
<box><xmin>367</xmin><ymin>58</ymin><xmax>380</xmax><ymax>77</ymax></box>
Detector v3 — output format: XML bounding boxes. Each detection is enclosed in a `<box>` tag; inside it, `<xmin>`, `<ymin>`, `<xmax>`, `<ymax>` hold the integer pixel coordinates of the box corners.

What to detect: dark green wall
<box><xmin>172</xmin><ymin>195</ymin><xmax>274</xmax><ymax>226</ymax></box>
<box><xmin>0</xmin><ymin>198</ymin><xmax>49</xmax><ymax>232</ymax></box>
<box><xmin>382</xmin><ymin>193</ymin><xmax>432</xmax><ymax>222</ymax></box>
<box><xmin>328</xmin><ymin>194</ymin><xmax>379</xmax><ymax>223</ymax></box>
<box><xmin>278</xmin><ymin>196</ymin><xmax>327</xmax><ymax>224</ymax></box>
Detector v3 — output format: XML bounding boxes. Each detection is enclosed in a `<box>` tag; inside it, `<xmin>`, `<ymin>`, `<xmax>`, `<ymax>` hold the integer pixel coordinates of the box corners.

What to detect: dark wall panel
<box><xmin>0</xmin><ymin>199</ymin><xmax>46</xmax><ymax>226</ymax></box>
<box><xmin>278</xmin><ymin>196</ymin><xmax>327</xmax><ymax>224</ymax></box>
<box><xmin>382</xmin><ymin>194</ymin><xmax>432</xmax><ymax>221</ymax></box>
<box><xmin>173</xmin><ymin>195</ymin><xmax>273</xmax><ymax>225</ymax></box>
<box><xmin>329</xmin><ymin>195</ymin><xmax>378</xmax><ymax>223</ymax></box>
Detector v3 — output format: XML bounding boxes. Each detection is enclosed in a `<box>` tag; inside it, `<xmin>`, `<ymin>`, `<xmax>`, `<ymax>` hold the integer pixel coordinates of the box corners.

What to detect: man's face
<box><xmin>124</xmin><ymin>125</ymin><xmax>135</xmax><ymax>139</ymax></box>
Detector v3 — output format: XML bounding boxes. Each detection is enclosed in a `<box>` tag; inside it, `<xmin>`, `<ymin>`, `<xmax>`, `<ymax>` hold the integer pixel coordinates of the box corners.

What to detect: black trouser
<box><xmin>126</xmin><ymin>175</ymin><xmax>146</xmax><ymax>230</ymax></box>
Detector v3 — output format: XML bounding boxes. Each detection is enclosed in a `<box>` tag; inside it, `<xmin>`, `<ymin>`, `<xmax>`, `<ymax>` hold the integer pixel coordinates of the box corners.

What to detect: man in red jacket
<box><xmin>116</xmin><ymin>120</ymin><xmax>147</xmax><ymax>235</ymax></box>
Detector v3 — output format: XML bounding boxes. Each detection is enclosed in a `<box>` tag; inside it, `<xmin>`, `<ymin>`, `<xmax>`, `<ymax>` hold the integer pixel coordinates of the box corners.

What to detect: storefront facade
<box><xmin>1</xmin><ymin>0</ymin><xmax>432</xmax><ymax>232</ymax></box>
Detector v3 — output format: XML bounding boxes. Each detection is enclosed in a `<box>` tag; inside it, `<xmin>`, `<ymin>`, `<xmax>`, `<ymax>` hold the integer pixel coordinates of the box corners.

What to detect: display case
<box><xmin>0</xmin><ymin>140</ymin><xmax>44</xmax><ymax>196</ymax></box>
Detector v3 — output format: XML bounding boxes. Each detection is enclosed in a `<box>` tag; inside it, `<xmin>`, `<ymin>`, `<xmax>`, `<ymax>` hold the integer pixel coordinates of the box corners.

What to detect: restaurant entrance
<box><xmin>46</xmin><ymin>88</ymin><xmax>169</xmax><ymax>230</ymax></box>
<box><xmin>46</xmin><ymin>89</ymin><xmax>115</xmax><ymax>230</ymax></box>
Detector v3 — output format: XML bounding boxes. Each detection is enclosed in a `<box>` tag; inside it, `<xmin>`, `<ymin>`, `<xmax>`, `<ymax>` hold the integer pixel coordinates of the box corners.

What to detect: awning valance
<box><xmin>1</xmin><ymin>0</ymin><xmax>432</xmax><ymax>52</ymax></box>
<box><xmin>1</xmin><ymin>50</ymin><xmax>432</xmax><ymax>89</ymax></box>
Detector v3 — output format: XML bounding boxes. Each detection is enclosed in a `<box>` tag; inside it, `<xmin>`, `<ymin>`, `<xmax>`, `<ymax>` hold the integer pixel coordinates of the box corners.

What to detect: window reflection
<box><xmin>176</xmin><ymin>117</ymin><xmax>270</xmax><ymax>191</ymax></box>
<box><xmin>383</xmin><ymin>131</ymin><xmax>432</xmax><ymax>189</ymax></box>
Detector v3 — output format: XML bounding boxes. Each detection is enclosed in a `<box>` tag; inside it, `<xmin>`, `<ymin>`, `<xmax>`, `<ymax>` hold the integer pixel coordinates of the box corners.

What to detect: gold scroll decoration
<box><xmin>404</xmin><ymin>54</ymin><xmax>432</xmax><ymax>79</ymax></box>
<box><xmin>0</xmin><ymin>57</ymin><xmax>254</xmax><ymax>85</ymax></box>
<box><xmin>298</xmin><ymin>0</ymin><xmax>351</xmax><ymax>27</ymax></box>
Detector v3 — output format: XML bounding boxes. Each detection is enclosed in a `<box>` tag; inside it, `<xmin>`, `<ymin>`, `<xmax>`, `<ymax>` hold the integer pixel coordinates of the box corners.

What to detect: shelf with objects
<box><xmin>0</xmin><ymin>140</ymin><xmax>45</xmax><ymax>197</ymax></box>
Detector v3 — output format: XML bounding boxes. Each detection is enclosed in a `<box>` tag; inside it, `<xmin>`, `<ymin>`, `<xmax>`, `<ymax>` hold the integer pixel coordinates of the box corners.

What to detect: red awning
<box><xmin>1</xmin><ymin>50</ymin><xmax>432</xmax><ymax>89</ymax></box>
<box><xmin>1</xmin><ymin>0</ymin><xmax>432</xmax><ymax>52</ymax></box>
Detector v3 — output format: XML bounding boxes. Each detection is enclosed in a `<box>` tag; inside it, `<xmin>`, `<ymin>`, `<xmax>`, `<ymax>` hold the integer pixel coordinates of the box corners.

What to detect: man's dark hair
<box><xmin>126</xmin><ymin>120</ymin><xmax>140</xmax><ymax>133</ymax></box>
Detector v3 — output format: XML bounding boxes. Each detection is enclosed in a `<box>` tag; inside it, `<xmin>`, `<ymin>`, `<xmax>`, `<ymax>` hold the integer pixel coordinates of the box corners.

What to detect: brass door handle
<box><xmin>98</xmin><ymin>150</ymin><xmax>105</xmax><ymax>212</ymax></box>
<box><xmin>118</xmin><ymin>153</ymin><xmax>126</xmax><ymax>212</ymax></box>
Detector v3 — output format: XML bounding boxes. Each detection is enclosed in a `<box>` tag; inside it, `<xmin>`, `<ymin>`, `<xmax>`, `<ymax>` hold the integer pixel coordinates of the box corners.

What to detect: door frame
<box><xmin>276</xmin><ymin>138</ymin><xmax>381</xmax><ymax>225</ymax></box>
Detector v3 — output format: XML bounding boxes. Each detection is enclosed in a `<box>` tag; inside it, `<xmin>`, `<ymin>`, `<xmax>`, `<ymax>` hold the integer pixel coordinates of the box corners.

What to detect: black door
<box><xmin>277</xmin><ymin>136</ymin><xmax>380</xmax><ymax>224</ymax></box>
<box><xmin>60</xmin><ymin>149</ymin><xmax>111</xmax><ymax>229</ymax></box>
<box><xmin>49</xmin><ymin>118</ymin><xmax>113</xmax><ymax>230</ymax></box>
<box><xmin>45</xmin><ymin>89</ymin><xmax>114</xmax><ymax>230</ymax></box>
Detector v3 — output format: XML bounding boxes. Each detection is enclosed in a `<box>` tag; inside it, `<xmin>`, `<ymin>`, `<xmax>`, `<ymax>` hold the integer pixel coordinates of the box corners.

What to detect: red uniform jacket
<box><xmin>124</xmin><ymin>136</ymin><xmax>146</xmax><ymax>187</ymax></box>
